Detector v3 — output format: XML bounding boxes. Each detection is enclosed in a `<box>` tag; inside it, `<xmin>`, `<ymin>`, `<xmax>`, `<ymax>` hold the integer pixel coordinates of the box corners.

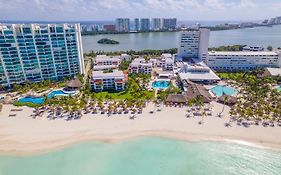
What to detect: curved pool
<box><xmin>18</xmin><ymin>97</ymin><xmax>45</xmax><ymax>105</ymax></box>
<box><xmin>211</xmin><ymin>85</ymin><xmax>237</xmax><ymax>97</ymax></box>
<box><xmin>152</xmin><ymin>81</ymin><xmax>170</xmax><ymax>89</ymax></box>
<box><xmin>48</xmin><ymin>90</ymin><xmax>73</xmax><ymax>98</ymax></box>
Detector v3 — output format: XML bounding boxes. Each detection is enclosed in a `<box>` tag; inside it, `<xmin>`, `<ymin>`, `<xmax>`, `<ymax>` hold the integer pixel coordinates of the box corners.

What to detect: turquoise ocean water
<box><xmin>0</xmin><ymin>137</ymin><xmax>281</xmax><ymax>175</ymax></box>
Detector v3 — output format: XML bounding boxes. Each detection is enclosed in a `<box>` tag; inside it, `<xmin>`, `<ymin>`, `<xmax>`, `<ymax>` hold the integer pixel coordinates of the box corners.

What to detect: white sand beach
<box><xmin>0</xmin><ymin>102</ymin><xmax>281</xmax><ymax>156</ymax></box>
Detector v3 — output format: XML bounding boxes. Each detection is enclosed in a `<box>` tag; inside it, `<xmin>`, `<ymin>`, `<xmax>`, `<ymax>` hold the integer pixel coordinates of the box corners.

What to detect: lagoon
<box><xmin>0</xmin><ymin>137</ymin><xmax>280</xmax><ymax>175</ymax></box>
<box><xmin>82</xmin><ymin>25</ymin><xmax>281</xmax><ymax>52</ymax></box>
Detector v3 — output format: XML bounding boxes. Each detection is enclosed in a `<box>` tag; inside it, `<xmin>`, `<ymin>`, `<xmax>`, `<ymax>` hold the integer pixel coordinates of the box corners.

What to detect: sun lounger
<box><xmin>8</xmin><ymin>114</ymin><xmax>16</xmax><ymax>117</ymax></box>
<box><xmin>10</xmin><ymin>109</ymin><xmax>23</xmax><ymax>112</ymax></box>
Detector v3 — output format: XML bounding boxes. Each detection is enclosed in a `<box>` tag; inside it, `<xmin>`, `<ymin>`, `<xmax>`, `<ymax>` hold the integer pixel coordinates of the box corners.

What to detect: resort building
<box><xmin>175</xmin><ymin>28</ymin><xmax>219</xmax><ymax>84</ymax></box>
<box><xmin>177</xmin><ymin>28</ymin><xmax>210</xmax><ymax>61</ymax></box>
<box><xmin>140</xmin><ymin>18</ymin><xmax>150</xmax><ymax>31</ymax></box>
<box><xmin>129</xmin><ymin>58</ymin><xmax>153</xmax><ymax>74</ymax></box>
<box><xmin>120</xmin><ymin>54</ymin><xmax>131</xmax><ymax>61</ymax></box>
<box><xmin>0</xmin><ymin>23</ymin><xmax>84</xmax><ymax>87</ymax></box>
<box><xmin>158</xmin><ymin>53</ymin><xmax>174</xmax><ymax>71</ymax></box>
<box><xmin>165</xmin><ymin>94</ymin><xmax>188</xmax><ymax>105</ymax></box>
<box><xmin>90</xmin><ymin>70</ymin><xmax>125</xmax><ymax>92</ymax></box>
<box><xmin>263</xmin><ymin>67</ymin><xmax>281</xmax><ymax>77</ymax></box>
<box><xmin>177</xmin><ymin>61</ymin><xmax>220</xmax><ymax>83</ymax></box>
<box><xmin>115</xmin><ymin>18</ymin><xmax>130</xmax><ymax>32</ymax></box>
<box><xmin>207</xmin><ymin>51</ymin><xmax>281</xmax><ymax>71</ymax></box>
<box><xmin>94</xmin><ymin>55</ymin><xmax>121</xmax><ymax>66</ymax></box>
<box><xmin>182</xmin><ymin>79</ymin><xmax>213</xmax><ymax>103</ymax></box>
<box><xmin>93</xmin><ymin>55</ymin><xmax>121</xmax><ymax>71</ymax></box>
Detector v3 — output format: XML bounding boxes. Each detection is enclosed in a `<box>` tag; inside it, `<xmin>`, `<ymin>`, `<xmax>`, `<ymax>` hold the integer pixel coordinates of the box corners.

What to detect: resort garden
<box><xmin>91</xmin><ymin>73</ymin><xmax>154</xmax><ymax>101</ymax></box>
<box><xmin>218</xmin><ymin>70</ymin><xmax>281</xmax><ymax>126</ymax></box>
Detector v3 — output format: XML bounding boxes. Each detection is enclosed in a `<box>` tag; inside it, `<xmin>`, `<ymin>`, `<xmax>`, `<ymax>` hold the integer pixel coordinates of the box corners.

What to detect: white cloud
<box><xmin>0</xmin><ymin>0</ymin><xmax>279</xmax><ymax>21</ymax></box>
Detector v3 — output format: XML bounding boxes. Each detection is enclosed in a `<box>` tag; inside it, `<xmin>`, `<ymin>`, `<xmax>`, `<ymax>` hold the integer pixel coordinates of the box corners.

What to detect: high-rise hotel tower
<box><xmin>177</xmin><ymin>28</ymin><xmax>210</xmax><ymax>61</ymax></box>
<box><xmin>0</xmin><ymin>24</ymin><xmax>84</xmax><ymax>87</ymax></box>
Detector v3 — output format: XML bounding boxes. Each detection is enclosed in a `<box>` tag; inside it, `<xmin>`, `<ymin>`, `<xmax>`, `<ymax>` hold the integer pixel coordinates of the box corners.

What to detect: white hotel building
<box><xmin>158</xmin><ymin>53</ymin><xmax>174</xmax><ymax>71</ymax></box>
<box><xmin>176</xmin><ymin>28</ymin><xmax>220</xmax><ymax>83</ymax></box>
<box><xmin>93</xmin><ymin>55</ymin><xmax>121</xmax><ymax>71</ymax></box>
<box><xmin>90</xmin><ymin>70</ymin><xmax>125</xmax><ymax>92</ymax></box>
<box><xmin>177</xmin><ymin>28</ymin><xmax>210</xmax><ymax>61</ymax></box>
<box><xmin>207</xmin><ymin>51</ymin><xmax>281</xmax><ymax>71</ymax></box>
<box><xmin>129</xmin><ymin>58</ymin><xmax>153</xmax><ymax>74</ymax></box>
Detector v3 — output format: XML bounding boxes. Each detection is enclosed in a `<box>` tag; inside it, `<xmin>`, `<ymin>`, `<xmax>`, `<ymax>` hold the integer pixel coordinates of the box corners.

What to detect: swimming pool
<box><xmin>211</xmin><ymin>85</ymin><xmax>237</xmax><ymax>97</ymax></box>
<box><xmin>277</xmin><ymin>86</ymin><xmax>281</xmax><ymax>91</ymax></box>
<box><xmin>18</xmin><ymin>97</ymin><xmax>45</xmax><ymax>105</ymax></box>
<box><xmin>47</xmin><ymin>90</ymin><xmax>73</xmax><ymax>98</ymax></box>
<box><xmin>152</xmin><ymin>81</ymin><xmax>170</xmax><ymax>89</ymax></box>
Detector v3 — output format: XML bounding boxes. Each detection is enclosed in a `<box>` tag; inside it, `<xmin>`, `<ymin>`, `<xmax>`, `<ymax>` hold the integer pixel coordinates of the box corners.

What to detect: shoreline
<box><xmin>0</xmin><ymin>103</ymin><xmax>281</xmax><ymax>156</ymax></box>
<box><xmin>0</xmin><ymin>130</ymin><xmax>280</xmax><ymax>157</ymax></box>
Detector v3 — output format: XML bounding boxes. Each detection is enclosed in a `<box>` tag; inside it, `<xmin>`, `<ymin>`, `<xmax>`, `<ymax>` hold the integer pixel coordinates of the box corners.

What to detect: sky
<box><xmin>0</xmin><ymin>0</ymin><xmax>280</xmax><ymax>21</ymax></box>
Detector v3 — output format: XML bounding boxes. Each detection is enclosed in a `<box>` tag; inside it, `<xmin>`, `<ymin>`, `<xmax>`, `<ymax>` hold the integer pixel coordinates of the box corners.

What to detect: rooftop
<box><xmin>179</xmin><ymin>71</ymin><xmax>220</xmax><ymax>81</ymax></box>
<box><xmin>92</xmin><ymin>70</ymin><xmax>124</xmax><ymax>79</ymax></box>
<box><xmin>93</xmin><ymin>65</ymin><xmax>118</xmax><ymax>71</ymax></box>
<box><xmin>130</xmin><ymin>58</ymin><xmax>153</xmax><ymax>67</ymax></box>
<box><xmin>165</xmin><ymin>94</ymin><xmax>188</xmax><ymax>104</ymax></box>
<box><xmin>184</xmin><ymin>82</ymin><xmax>212</xmax><ymax>103</ymax></box>
<box><xmin>95</xmin><ymin>55</ymin><xmax>121</xmax><ymax>62</ymax></box>
<box><xmin>161</xmin><ymin>53</ymin><xmax>172</xmax><ymax>58</ymax></box>
<box><xmin>209</xmin><ymin>51</ymin><xmax>278</xmax><ymax>56</ymax></box>
<box><xmin>67</xmin><ymin>78</ymin><xmax>83</xmax><ymax>88</ymax></box>
<box><xmin>265</xmin><ymin>68</ymin><xmax>281</xmax><ymax>76</ymax></box>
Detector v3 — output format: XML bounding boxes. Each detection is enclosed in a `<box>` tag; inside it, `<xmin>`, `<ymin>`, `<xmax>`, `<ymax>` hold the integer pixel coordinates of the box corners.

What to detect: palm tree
<box><xmin>220</xmin><ymin>94</ymin><xmax>229</xmax><ymax>116</ymax></box>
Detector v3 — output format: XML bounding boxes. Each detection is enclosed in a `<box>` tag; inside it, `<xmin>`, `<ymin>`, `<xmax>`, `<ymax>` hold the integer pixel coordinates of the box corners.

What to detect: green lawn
<box><xmin>93</xmin><ymin>90</ymin><xmax>154</xmax><ymax>100</ymax></box>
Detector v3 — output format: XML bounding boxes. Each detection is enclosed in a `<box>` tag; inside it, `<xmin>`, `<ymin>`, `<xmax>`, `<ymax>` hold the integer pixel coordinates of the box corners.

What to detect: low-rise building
<box><xmin>93</xmin><ymin>65</ymin><xmax>118</xmax><ymax>71</ymax></box>
<box><xmin>177</xmin><ymin>61</ymin><xmax>220</xmax><ymax>83</ymax></box>
<box><xmin>94</xmin><ymin>55</ymin><xmax>121</xmax><ymax>66</ymax></box>
<box><xmin>120</xmin><ymin>54</ymin><xmax>131</xmax><ymax>61</ymax></box>
<box><xmin>90</xmin><ymin>70</ymin><xmax>125</xmax><ymax>92</ymax></box>
<box><xmin>243</xmin><ymin>45</ymin><xmax>264</xmax><ymax>52</ymax></box>
<box><xmin>183</xmin><ymin>80</ymin><xmax>213</xmax><ymax>103</ymax></box>
<box><xmin>207</xmin><ymin>51</ymin><xmax>280</xmax><ymax>71</ymax></box>
<box><xmin>263</xmin><ymin>67</ymin><xmax>281</xmax><ymax>77</ymax></box>
<box><xmin>159</xmin><ymin>53</ymin><xmax>174</xmax><ymax>71</ymax></box>
<box><xmin>129</xmin><ymin>58</ymin><xmax>152</xmax><ymax>74</ymax></box>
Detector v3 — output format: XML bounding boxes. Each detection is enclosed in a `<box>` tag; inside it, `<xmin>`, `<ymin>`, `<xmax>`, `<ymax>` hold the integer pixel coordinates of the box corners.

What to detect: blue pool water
<box><xmin>211</xmin><ymin>85</ymin><xmax>237</xmax><ymax>97</ymax></box>
<box><xmin>47</xmin><ymin>90</ymin><xmax>71</xmax><ymax>98</ymax></box>
<box><xmin>18</xmin><ymin>90</ymin><xmax>74</xmax><ymax>105</ymax></box>
<box><xmin>277</xmin><ymin>86</ymin><xmax>281</xmax><ymax>91</ymax></box>
<box><xmin>152</xmin><ymin>81</ymin><xmax>170</xmax><ymax>89</ymax></box>
<box><xmin>18</xmin><ymin>97</ymin><xmax>45</xmax><ymax>105</ymax></box>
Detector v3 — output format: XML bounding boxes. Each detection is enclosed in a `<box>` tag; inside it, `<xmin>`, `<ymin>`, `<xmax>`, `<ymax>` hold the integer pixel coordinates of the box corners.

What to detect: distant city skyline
<box><xmin>0</xmin><ymin>0</ymin><xmax>280</xmax><ymax>21</ymax></box>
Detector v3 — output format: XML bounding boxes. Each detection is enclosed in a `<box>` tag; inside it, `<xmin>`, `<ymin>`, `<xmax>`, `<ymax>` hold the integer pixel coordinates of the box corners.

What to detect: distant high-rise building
<box><xmin>275</xmin><ymin>16</ymin><xmax>281</xmax><ymax>24</ymax></box>
<box><xmin>178</xmin><ymin>28</ymin><xmax>210</xmax><ymax>61</ymax></box>
<box><xmin>134</xmin><ymin>18</ymin><xmax>140</xmax><ymax>31</ymax></box>
<box><xmin>152</xmin><ymin>18</ymin><xmax>161</xmax><ymax>31</ymax></box>
<box><xmin>162</xmin><ymin>18</ymin><xmax>177</xmax><ymax>30</ymax></box>
<box><xmin>0</xmin><ymin>24</ymin><xmax>84</xmax><ymax>87</ymax></box>
<box><xmin>103</xmin><ymin>24</ymin><xmax>116</xmax><ymax>32</ymax></box>
<box><xmin>115</xmin><ymin>18</ymin><xmax>130</xmax><ymax>32</ymax></box>
<box><xmin>140</xmin><ymin>18</ymin><xmax>150</xmax><ymax>31</ymax></box>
